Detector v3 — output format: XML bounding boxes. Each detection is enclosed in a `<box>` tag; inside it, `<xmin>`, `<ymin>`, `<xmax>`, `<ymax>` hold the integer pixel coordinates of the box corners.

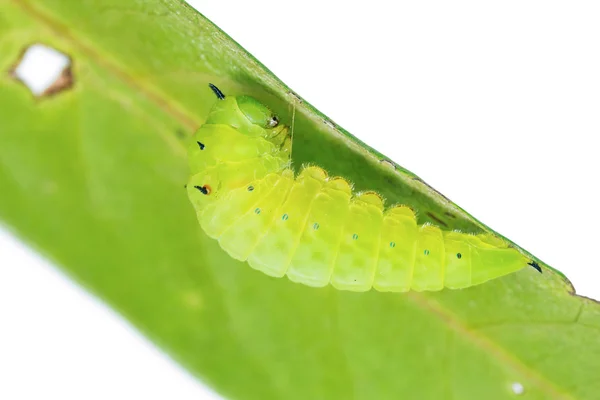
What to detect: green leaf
<box><xmin>1</xmin><ymin>1</ymin><xmax>598</xmax><ymax>399</ymax></box>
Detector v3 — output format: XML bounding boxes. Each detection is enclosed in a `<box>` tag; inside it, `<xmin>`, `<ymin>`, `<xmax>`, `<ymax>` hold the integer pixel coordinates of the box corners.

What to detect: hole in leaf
<box><xmin>10</xmin><ymin>44</ymin><xmax>73</xmax><ymax>97</ymax></box>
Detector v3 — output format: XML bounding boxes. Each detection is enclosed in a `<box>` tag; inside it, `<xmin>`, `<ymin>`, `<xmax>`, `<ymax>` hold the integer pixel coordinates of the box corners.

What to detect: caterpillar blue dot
<box><xmin>186</xmin><ymin>84</ymin><xmax>541</xmax><ymax>292</ymax></box>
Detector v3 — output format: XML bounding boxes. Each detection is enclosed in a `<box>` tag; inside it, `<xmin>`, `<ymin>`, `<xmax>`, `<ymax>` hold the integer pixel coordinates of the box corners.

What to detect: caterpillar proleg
<box><xmin>186</xmin><ymin>84</ymin><xmax>541</xmax><ymax>292</ymax></box>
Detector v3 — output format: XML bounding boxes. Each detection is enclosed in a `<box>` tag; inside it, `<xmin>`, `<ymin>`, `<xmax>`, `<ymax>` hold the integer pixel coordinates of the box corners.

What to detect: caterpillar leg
<box><xmin>247</xmin><ymin>167</ymin><xmax>327</xmax><ymax>278</ymax></box>
<box><xmin>286</xmin><ymin>178</ymin><xmax>352</xmax><ymax>287</ymax></box>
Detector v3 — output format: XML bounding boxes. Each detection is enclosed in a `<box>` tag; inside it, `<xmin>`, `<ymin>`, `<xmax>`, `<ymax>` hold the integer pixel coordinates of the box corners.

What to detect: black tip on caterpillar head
<box><xmin>528</xmin><ymin>261</ymin><xmax>542</xmax><ymax>273</ymax></box>
<box><xmin>194</xmin><ymin>185</ymin><xmax>209</xmax><ymax>195</ymax></box>
<box><xmin>209</xmin><ymin>83</ymin><xmax>225</xmax><ymax>100</ymax></box>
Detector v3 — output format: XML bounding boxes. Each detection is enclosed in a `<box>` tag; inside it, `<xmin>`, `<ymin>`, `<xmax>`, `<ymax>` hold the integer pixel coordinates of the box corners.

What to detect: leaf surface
<box><xmin>0</xmin><ymin>1</ymin><xmax>598</xmax><ymax>399</ymax></box>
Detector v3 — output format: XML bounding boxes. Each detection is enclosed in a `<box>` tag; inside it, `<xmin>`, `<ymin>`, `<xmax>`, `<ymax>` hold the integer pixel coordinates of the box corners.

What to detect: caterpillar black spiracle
<box><xmin>186</xmin><ymin>84</ymin><xmax>541</xmax><ymax>292</ymax></box>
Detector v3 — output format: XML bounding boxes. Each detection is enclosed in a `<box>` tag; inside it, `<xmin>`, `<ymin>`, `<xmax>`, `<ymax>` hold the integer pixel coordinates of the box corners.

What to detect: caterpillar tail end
<box><xmin>528</xmin><ymin>261</ymin><xmax>542</xmax><ymax>273</ymax></box>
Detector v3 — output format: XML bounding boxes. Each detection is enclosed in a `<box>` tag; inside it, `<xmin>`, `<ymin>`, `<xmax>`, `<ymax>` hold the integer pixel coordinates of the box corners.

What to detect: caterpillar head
<box><xmin>236</xmin><ymin>95</ymin><xmax>279</xmax><ymax>129</ymax></box>
<box><xmin>206</xmin><ymin>84</ymin><xmax>289</xmax><ymax>144</ymax></box>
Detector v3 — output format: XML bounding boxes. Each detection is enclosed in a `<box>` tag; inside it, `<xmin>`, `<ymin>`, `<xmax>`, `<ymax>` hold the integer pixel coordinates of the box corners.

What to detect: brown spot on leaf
<box><xmin>379</xmin><ymin>159</ymin><xmax>396</xmax><ymax>170</ymax></box>
<box><xmin>426</xmin><ymin>212</ymin><xmax>448</xmax><ymax>227</ymax></box>
<box><xmin>41</xmin><ymin>65</ymin><xmax>73</xmax><ymax>97</ymax></box>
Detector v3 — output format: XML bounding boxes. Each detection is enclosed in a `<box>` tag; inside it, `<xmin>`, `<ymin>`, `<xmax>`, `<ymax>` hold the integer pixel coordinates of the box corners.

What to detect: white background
<box><xmin>1</xmin><ymin>1</ymin><xmax>599</xmax><ymax>399</ymax></box>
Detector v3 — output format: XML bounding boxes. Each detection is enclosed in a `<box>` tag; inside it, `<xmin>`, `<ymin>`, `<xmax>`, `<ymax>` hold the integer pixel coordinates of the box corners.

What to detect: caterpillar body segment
<box><xmin>187</xmin><ymin>125</ymin><xmax>281</xmax><ymax>173</ymax></box>
<box><xmin>442</xmin><ymin>232</ymin><xmax>473</xmax><ymax>289</ymax></box>
<box><xmin>218</xmin><ymin>172</ymin><xmax>294</xmax><ymax>262</ymax></box>
<box><xmin>287</xmin><ymin>177</ymin><xmax>353</xmax><ymax>287</ymax></box>
<box><xmin>330</xmin><ymin>192</ymin><xmax>384</xmax><ymax>292</ymax></box>
<box><xmin>373</xmin><ymin>206</ymin><xmax>417</xmax><ymax>292</ymax></box>
<box><xmin>198</xmin><ymin>172</ymin><xmax>285</xmax><ymax>240</ymax></box>
<box><xmin>413</xmin><ymin>225</ymin><xmax>445</xmax><ymax>291</ymax></box>
<box><xmin>186</xmin><ymin>85</ymin><xmax>537</xmax><ymax>292</ymax></box>
<box><xmin>247</xmin><ymin>167</ymin><xmax>328</xmax><ymax>278</ymax></box>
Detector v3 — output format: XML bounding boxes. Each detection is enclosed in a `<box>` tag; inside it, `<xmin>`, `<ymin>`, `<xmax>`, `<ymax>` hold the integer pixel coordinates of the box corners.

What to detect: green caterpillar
<box><xmin>186</xmin><ymin>84</ymin><xmax>541</xmax><ymax>292</ymax></box>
